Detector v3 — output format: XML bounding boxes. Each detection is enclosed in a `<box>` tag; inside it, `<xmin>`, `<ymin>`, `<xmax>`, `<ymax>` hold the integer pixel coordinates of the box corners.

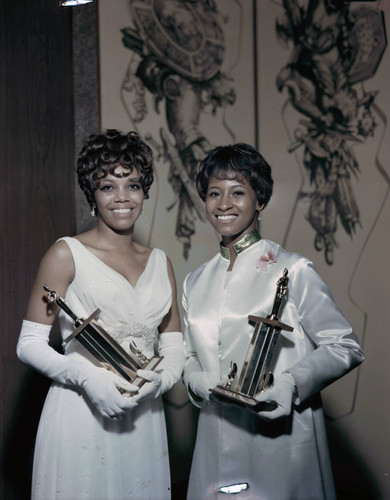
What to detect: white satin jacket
<box><xmin>183</xmin><ymin>238</ymin><xmax>364</xmax><ymax>500</ymax></box>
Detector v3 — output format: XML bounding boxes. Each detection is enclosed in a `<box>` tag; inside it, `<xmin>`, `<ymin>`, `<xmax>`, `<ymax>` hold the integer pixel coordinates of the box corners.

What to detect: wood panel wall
<box><xmin>0</xmin><ymin>1</ymin><xmax>76</xmax><ymax>498</ymax></box>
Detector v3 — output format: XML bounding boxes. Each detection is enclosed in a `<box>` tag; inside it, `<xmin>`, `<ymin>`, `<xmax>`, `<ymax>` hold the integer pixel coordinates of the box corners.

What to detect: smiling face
<box><xmin>205</xmin><ymin>173</ymin><xmax>262</xmax><ymax>246</ymax></box>
<box><xmin>94</xmin><ymin>165</ymin><xmax>144</xmax><ymax>234</ymax></box>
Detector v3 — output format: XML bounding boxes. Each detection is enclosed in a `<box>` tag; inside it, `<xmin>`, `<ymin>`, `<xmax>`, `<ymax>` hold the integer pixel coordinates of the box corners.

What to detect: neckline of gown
<box><xmin>69</xmin><ymin>237</ymin><xmax>156</xmax><ymax>290</ymax></box>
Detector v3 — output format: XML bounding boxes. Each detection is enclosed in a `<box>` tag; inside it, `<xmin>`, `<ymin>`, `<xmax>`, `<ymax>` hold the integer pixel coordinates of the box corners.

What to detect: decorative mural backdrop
<box><xmin>121</xmin><ymin>0</ymin><xmax>235</xmax><ymax>259</ymax></box>
<box><xmin>258</xmin><ymin>0</ymin><xmax>388</xmax><ymax>420</ymax></box>
<box><xmin>275</xmin><ymin>0</ymin><xmax>387</xmax><ymax>266</ymax></box>
<box><xmin>99</xmin><ymin>0</ymin><xmax>258</xmax><ymax>266</ymax></box>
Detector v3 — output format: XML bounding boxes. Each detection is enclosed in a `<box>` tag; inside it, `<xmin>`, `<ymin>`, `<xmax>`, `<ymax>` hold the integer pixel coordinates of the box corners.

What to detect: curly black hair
<box><xmin>77</xmin><ymin>129</ymin><xmax>154</xmax><ymax>209</ymax></box>
<box><xmin>196</xmin><ymin>143</ymin><xmax>273</xmax><ymax>209</ymax></box>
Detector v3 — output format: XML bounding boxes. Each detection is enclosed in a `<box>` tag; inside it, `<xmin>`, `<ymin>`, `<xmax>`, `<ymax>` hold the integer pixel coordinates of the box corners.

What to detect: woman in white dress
<box><xmin>182</xmin><ymin>143</ymin><xmax>364</xmax><ymax>500</ymax></box>
<box><xmin>17</xmin><ymin>129</ymin><xmax>184</xmax><ymax>500</ymax></box>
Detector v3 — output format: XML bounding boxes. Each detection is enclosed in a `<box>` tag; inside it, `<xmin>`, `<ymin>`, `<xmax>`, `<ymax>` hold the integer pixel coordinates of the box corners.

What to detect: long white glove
<box><xmin>254</xmin><ymin>372</ymin><xmax>297</xmax><ymax>420</ymax></box>
<box><xmin>187</xmin><ymin>371</ymin><xmax>221</xmax><ymax>403</ymax></box>
<box><xmin>17</xmin><ymin>320</ymin><xmax>139</xmax><ymax>419</ymax></box>
<box><xmin>134</xmin><ymin>331</ymin><xmax>184</xmax><ymax>403</ymax></box>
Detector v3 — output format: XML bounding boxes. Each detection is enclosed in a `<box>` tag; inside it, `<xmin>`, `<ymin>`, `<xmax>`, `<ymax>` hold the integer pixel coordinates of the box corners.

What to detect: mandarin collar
<box><xmin>220</xmin><ymin>230</ymin><xmax>261</xmax><ymax>260</ymax></box>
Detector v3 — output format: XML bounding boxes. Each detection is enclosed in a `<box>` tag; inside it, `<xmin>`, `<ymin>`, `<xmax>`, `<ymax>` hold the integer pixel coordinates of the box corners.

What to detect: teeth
<box><xmin>113</xmin><ymin>208</ymin><xmax>132</xmax><ymax>214</ymax></box>
<box><xmin>217</xmin><ymin>215</ymin><xmax>236</xmax><ymax>220</ymax></box>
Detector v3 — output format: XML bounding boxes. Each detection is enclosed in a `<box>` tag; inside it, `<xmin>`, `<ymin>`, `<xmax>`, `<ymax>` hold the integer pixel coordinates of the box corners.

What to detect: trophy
<box><xmin>44</xmin><ymin>284</ymin><xmax>162</xmax><ymax>391</ymax></box>
<box><xmin>210</xmin><ymin>269</ymin><xmax>293</xmax><ymax>411</ymax></box>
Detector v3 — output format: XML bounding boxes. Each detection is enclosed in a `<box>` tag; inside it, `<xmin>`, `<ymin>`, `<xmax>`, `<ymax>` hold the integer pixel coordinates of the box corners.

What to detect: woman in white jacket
<box><xmin>182</xmin><ymin>143</ymin><xmax>364</xmax><ymax>500</ymax></box>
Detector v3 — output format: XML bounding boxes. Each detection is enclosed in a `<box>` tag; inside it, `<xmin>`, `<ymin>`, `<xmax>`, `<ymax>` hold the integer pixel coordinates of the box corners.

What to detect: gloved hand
<box><xmin>156</xmin><ymin>331</ymin><xmax>185</xmax><ymax>394</ymax></box>
<box><xmin>188</xmin><ymin>371</ymin><xmax>220</xmax><ymax>402</ymax></box>
<box><xmin>254</xmin><ymin>372</ymin><xmax>297</xmax><ymax>420</ymax></box>
<box><xmin>133</xmin><ymin>369</ymin><xmax>162</xmax><ymax>403</ymax></box>
<box><xmin>81</xmin><ymin>367</ymin><xmax>139</xmax><ymax>418</ymax></box>
<box><xmin>207</xmin><ymin>372</ymin><xmax>243</xmax><ymax>408</ymax></box>
<box><xmin>132</xmin><ymin>331</ymin><xmax>184</xmax><ymax>403</ymax></box>
<box><xmin>17</xmin><ymin>319</ymin><xmax>139</xmax><ymax>419</ymax></box>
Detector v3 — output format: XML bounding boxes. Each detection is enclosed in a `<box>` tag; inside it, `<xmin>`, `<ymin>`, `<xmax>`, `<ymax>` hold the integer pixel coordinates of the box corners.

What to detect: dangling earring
<box><xmin>91</xmin><ymin>204</ymin><xmax>96</xmax><ymax>217</ymax></box>
<box><xmin>258</xmin><ymin>213</ymin><xmax>262</xmax><ymax>221</ymax></box>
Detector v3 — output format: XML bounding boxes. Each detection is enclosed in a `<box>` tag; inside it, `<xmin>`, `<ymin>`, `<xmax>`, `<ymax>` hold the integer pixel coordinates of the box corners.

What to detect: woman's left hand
<box><xmin>254</xmin><ymin>372</ymin><xmax>296</xmax><ymax>420</ymax></box>
<box><xmin>133</xmin><ymin>369</ymin><xmax>162</xmax><ymax>403</ymax></box>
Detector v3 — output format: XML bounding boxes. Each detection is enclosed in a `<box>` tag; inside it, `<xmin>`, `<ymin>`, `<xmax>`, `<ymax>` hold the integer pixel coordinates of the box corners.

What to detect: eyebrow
<box><xmin>101</xmin><ymin>174</ymin><xmax>141</xmax><ymax>182</ymax></box>
<box><xmin>207</xmin><ymin>182</ymin><xmax>247</xmax><ymax>190</ymax></box>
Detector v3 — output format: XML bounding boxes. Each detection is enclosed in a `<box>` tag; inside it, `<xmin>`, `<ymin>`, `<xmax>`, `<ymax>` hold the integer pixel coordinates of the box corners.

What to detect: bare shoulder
<box><xmin>35</xmin><ymin>239</ymin><xmax>75</xmax><ymax>294</ymax></box>
<box><xmin>40</xmin><ymin>239</ymin><xmax>74</xmax><ymax>272</ymax></box>
<box><xmin>25</xmin><ymin>239</ymin><xmax>75</xmax><ymax>323</ymax></box>
<box><xmin>165</xmin><ymin>254</ymin><xmax>175</xmax><ymax>273</ymax></box>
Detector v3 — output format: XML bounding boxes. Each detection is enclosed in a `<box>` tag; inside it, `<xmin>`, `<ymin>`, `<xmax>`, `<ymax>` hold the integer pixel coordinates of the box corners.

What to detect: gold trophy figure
<box><xmin>44</xmin><ymin>285</ymin><xmax>162</xmax><ymax>392</ymax></box>
<box><xmin>210</xmin><ymin>269</ymin><xmax>293</xmax><ymax>411</ymax></box>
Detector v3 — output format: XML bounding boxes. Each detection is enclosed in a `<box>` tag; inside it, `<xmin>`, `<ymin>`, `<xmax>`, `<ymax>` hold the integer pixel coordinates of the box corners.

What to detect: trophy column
<box><xmin>44</xmin><ymin>285</ymin><xmax>162</xmax><ymax>391</ymax></box>
<box><xmin>210</xmin><ymin>269</ymin><xmax>293</xmax><ymax>411</ymax></box>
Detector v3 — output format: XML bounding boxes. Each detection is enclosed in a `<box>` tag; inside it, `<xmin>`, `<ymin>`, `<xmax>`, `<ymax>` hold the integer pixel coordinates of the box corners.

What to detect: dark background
<box><xmin>1</xmin><ymin>1</ymin><xmax>81</xmax><ymax>498</ymax></box>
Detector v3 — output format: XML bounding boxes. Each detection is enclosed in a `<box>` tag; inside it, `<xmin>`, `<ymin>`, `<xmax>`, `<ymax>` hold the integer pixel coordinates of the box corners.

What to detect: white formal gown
<box><xmin>32</xmin><ymin>237</ymin><xmax>172</xmax><ymax>500</ymax></box>
<box><xmin>183</xmin><ymin>236</ymin><xmax>364</xmax><ymax>500</ymax></box>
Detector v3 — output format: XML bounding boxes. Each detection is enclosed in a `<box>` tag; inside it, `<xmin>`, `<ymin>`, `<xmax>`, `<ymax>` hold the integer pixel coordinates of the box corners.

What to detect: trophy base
<box><xmin>210</xmin><ymin>386</ymin><xmax>277</xmax><ymax>412</ymax></box>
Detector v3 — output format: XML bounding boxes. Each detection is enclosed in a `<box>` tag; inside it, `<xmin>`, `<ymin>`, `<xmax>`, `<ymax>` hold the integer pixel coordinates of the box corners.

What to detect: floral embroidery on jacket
<box><xmin>256</xmin><ymin>250</ymin><xmax>277</xmax><ymax>272</ymax></box>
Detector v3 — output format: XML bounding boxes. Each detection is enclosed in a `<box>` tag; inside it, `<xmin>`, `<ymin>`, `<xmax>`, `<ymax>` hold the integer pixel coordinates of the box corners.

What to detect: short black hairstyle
<box><xmin>196</xmin><ymin>143</ymin><xmax>273</xmax><ymax>209</ymax></box>
<box><xmin>77</xmin><ymin>129</ymin><xmax>154</xmax><ymax>209</ymax></box>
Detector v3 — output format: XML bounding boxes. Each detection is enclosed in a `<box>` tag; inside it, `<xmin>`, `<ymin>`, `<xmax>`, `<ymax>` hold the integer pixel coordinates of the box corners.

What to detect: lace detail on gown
<box><xmin>106</xmin><ymin>323</ymin><xmax>157</xmax><ymax>354</ymax></box>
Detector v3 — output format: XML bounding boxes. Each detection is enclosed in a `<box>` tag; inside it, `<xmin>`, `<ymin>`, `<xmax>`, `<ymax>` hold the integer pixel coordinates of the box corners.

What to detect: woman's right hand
<box><xmin>17</xmin><ymin>319</ymin><xmax>139</xmax><ymax>420</ymax></box>
<box><xmin>81</xmin><ymin>367</ymin><xmax>139</xmax><ymax>419</ymax></box>
<box><xmin>188</xmin><ymin>371</ymin><xmax>220</xmax><ymax>402</ymax></box>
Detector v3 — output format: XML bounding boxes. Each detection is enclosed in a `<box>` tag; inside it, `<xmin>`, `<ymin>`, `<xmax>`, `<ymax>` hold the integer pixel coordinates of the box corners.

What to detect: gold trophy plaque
<box><xmin>44</xmin><ymin>285</ymin><xmax>162</xmax><ymax>391</ymax></box>
<box><xmin>210</xmin><ymin>269</ymin><xmax>293</xmax><ymax>411</ymax></box>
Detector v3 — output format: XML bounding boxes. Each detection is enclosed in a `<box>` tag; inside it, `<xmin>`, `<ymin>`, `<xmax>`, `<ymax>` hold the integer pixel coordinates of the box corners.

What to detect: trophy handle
<box><xmin>64</xmin><ymin>309</ymin><xmax>101</xmax><ymax>343</ymax></box>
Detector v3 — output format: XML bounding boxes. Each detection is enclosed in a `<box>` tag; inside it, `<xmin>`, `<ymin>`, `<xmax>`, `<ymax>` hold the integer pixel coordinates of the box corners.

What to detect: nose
<box><xmin>217</xmin><ymin>193</ymin><xmax>232</xmax><ymax>211</ymax></box>
<box><xmin>115</xmin><ymin>186</ymin><xmax>130</xmax><ymax>202</ymax></box>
